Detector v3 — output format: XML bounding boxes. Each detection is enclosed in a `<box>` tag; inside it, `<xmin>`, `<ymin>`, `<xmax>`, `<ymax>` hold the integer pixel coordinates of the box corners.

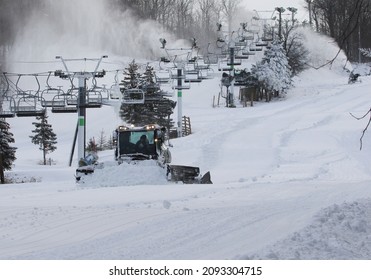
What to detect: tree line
<box><xmin>2</xmin><ymin>0</ymin><xmax>371</xmax><ymax>63</ymax></box>
<box><xmin>305</xmin><ymin>0</ymin><xmax>371</xmax><ymax>62</ymax></box>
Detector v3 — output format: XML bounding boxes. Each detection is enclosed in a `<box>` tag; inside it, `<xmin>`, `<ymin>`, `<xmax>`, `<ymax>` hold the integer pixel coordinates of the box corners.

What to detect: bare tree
<box><xmin>306</xmin><ymin>0</ymin><xmax>371</xmax><ymax>62</ymax></box>
<box><xmin>220</xmin><ymin>0</ymin><xmax>241</xmax><ymax>35</ymax></box>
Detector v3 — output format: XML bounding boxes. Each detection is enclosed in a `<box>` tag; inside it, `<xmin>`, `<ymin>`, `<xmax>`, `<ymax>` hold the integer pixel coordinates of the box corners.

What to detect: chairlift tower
<box><xmin>228</xmin><ymin>40</ymin><xmax>236</xmax><ymax>108</ymax></box>
<box><xmin>159</xmin><ymin>39</ymin><xmax>198</xmax><ymax>137</ymax></box>
<box><xmin>55</xmin><ymin>55</ymin><xmax>107</xmax><ymax>165</ymax></box>
<box><xmin>217</xmin><ymin>24</ymin><xmax>239</xmax><ymax>108</ymax></box>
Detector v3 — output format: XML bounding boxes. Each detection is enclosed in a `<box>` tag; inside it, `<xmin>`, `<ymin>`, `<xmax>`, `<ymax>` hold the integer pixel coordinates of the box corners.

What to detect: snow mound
<box><xmin>78</xmin><ymin>160</ymin><xmax>170</xmax><ymax>188</ymax></box>
<box><xmin>247</xmin><ymin>199</ymin><xmax>371</xmax><ymax>260</ymax></box>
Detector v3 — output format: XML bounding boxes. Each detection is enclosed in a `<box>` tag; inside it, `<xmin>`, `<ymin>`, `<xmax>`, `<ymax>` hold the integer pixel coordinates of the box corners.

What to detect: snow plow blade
<box><xmin>167</xmin><ymin>165</ymin><xmax>212</xmax><ymax>184</ymax></box>
<box><xmin>75</xmin><ymin>165</ymin><xmax>95</xmax><ymax>181</ymax></box>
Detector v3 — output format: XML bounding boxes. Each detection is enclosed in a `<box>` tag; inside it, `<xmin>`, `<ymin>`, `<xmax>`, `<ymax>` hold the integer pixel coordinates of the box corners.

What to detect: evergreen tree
<box><xmin>252</xmin><ymin>41</ymin><xmax>292</xmax><ymax>97</ymax></box>
<box><xmin>119</xmin><ymin>63</ymin><xmax>176</xmax><ymax>129</ymax></box>
<box><xmin>142</xmin><ymin>63</ymin><xmax>156</xmax><ymax>85</ymax></box>
<box><xmin>120</xmin><ymin>59</ymin><xmax>142</xmax><ymax>90</ymax></box>
<box><xmin>0</xmin><ymin>118</ymin><xmax>17</xmax><ymax>184</ymax></box>
<box><xmin>30</xmin><ymin>114</ymin><xmax>57</xmax><ymax>165</ymax></box>
<box><xmin>86</xmin><ymin>137</ymin><xmax>97</xmax><ymax>153</ymax></box>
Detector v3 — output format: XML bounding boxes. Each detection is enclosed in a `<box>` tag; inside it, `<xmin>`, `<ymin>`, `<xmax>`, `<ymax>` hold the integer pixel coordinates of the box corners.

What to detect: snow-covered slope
<box><xmin>2</xmin><ymin>63</ymin><xmax>371</xmax><ymax>260</ymax></box>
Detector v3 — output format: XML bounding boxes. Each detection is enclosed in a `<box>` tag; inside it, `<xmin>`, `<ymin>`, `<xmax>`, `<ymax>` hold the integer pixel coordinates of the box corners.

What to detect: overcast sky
<box><xmin>242</xmin><ymin>0</ymin><xmax>308</xmax><ymax>21</ymax></box>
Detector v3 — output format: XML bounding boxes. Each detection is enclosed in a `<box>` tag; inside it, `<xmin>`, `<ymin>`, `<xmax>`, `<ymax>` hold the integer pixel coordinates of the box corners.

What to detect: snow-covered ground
<box><xmin>2</xmin><ymin>61</ymin><xmax>371</xmax><ymax>260</ymax></box>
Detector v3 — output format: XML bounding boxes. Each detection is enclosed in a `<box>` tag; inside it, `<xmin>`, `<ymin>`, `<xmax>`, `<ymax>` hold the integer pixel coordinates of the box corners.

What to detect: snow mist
<box><xmin>8</xmin><ymin>0</ymin><xmax>172</xmax><ymax>65</ymax></box>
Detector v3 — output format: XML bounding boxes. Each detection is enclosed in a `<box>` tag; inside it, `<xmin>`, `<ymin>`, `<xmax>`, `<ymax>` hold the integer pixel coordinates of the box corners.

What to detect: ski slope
<box><xmin>2</xmin><ymin>63</ymin><xmax>371</xmax><ymax>260</ymax></box>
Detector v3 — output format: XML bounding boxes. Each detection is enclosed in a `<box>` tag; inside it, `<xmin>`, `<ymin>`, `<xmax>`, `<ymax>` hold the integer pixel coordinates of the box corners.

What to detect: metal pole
<box><xmin>69</xmin><ymin>120</ymin><xmax>79</xmax><ymax>166</ymax></box>
<box><xmin>177</xmin><ymin>66</ymin><xmax>183</xmax><ymax>137</ymax></box>
<box><xmin>275</xmin><ymin>7</ymin><xmax>285</xmax><ymax>41</ymax></box>
<box><xmin>77</xmin><ymin>74</ymin><xmax>86</xmax><ymax>163</ymax></box>
<box><xmin>229</xmin><ymin>45</ymin><xmax>235</xmax><ymax>108</ymax></box>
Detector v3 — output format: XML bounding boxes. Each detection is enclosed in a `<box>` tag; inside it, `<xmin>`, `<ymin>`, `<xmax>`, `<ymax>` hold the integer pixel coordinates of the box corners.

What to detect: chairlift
<box><xmin>249</xmin><ymin>42</ymin><xmax>263</xmax><ymax>52</ymax></box>
<box><xmin>100</xmin><ymin>84</ymin><xmax>110</xmax><ymax>101</ymax></box>
<box><xmin>235</xmin><ymin>40</ymin><xmax>247</xmax><ymax>48</ymax></box>
<box><xmin>122</xmin><ymin>89</ymin><xmax>145</xmax><ymax>104</ymax></box>
<box><xmin>91</xmin><ymin>78</ymin><xmax>109</xmax><ymax>102</ymax></box>
<box><xmin>108</xmin><ymin>71</ymin><xmax>121</xmax><ymax>99</ymax></box>
<box><xmin>109</xmin><ymin>84</ymin><xmax>121</xmax><ymax>99</ymax></box>
<box><xmin>155</xmin><ymin>69</ymin><xmax>172</xmax><ymax>84</ymax></box>
<box><xmin>15</xmin><ymin>75</ymin><xmax>29</xmax><ymax>97</ymax></box>
<box><xmin>235</xmin><ymin>54</ymin><xmax>249</xmax><ymax>60</ymax></box>
<box><xmin>255</xmin><ymin>41</ymin><xmax>269</xmax><ymax>47</ymax></box>
<box><xmin>243</xmin><ymin>34</ymin><xmax>255</xmax><ymax>41</ymax></box>
<box><xmin>66</xmin><ymin>93</ymin><xmax>78</xmax><ymax>106</ymax></box>
<box><xmin>172</xmin><ymin>79</ymin><xmax>191</xmax><ymax>90</ymax></box>
<box><xmin>16</xmin><ymin>95</ymin><xmax>45</xmax><ymax>117</ymax></box>
<box><xmin>184</xmin><ymin>67</ymin><xmax>198</xmax><ymax>75</ymax></box>
<box><xmin>204</xmin><ymin>55</ymin><xmax>218</xmax><ymax>65</ymax></box>
<box><xmin>227</xmin><ymin>60</ymin><xmax>242</xmax><ymax>66</ymax></box>
<box><xmin>198</xmin><ymin>67</ymin><xmax>214</xmax><ymax>80</ymax></box>
<box><xmin>51</xmin><ymin>94</ymin><xmax>77</xmax><ymax>113</ymax></box>
<box><xmin>218</xmin><ymin>59</ymin><xmax>233</xmax><ymax>72</ymax></box>
<box><xmin>0</xmin><ymin>96</ymin><xmax>16</xmax><ymax>118</ymax></box>
<box><xmin>194</xmin><ymin>61</ymin><xmax>210</xmax><ymax>71</ymax></box>
<box><xmin>41</xmin><ymin>87</ymin><xmax>64</xmax><ymax>107</ymax></box>
<box><xmin>85</xmin><ymin>90</ymin><xmax>103</xmax><ymax>108</ymax></box>
<box><xmin>184</xmin><ymin>71</ymin><xmax>202</xmax><ymax>83</ymax></box>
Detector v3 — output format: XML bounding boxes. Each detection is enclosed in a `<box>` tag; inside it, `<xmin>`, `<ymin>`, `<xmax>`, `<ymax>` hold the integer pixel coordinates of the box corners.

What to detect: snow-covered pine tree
<box><xmin>0</xmin><ymin>118</ymin><xmax>17</xmax><ymax>183</ymax></box>
<box><xmin>252</xmin><ymin>41</ymin><xmax>292</xmax><ymax>98</ymax></box>
<box><xmin>30</xmin><ymin>114</ymin><xmax>57</xmax><ymax>165</ymax></box>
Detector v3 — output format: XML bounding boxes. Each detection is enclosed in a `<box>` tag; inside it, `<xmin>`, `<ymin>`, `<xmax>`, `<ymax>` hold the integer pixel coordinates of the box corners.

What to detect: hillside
<box><xmin>1</xmin><ymin>62</ymin><xmax>371</xmax><ymax>259</ymax></box>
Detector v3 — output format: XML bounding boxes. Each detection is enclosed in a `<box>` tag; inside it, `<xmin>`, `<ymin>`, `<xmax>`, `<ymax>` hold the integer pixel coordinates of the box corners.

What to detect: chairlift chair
<box><xmin>218</xmin><ymin>59</ymin><xmax>233</xmax><ymax>72</ymax></box>
<box><xmin>109</xmin><ymin>84</ymin><xmax>121</xmax><ymax>99</ymax></box>
<box><xmin>172</xmin><ymin>80</ymin><xmax>191</xmax><ymax>90</ymax></box>
<box><xmin>0</xmin><ymin>96</ymin><xmax>16</xmax><ymax>118</ymax></box>
<box><xmin>66</xmin><ymin>92</ymin><xmax>78</xmax><ymax>106</ymax></box>
<box><xmin>184</xmin><ymin>71</ymin><xmax>202</xmax><ymax>83</ymax></box>
<box><xmin>100</xmin><ymin>85</ymin><xmax>110</xmax><ymax>101</ymax></box>
<box><xmin>41</xmin><ymin>87</ymin><xmax>64</xmax><ymax>107</ymax></box>
<box><xmin>255</xmin><ymin>41</ymin><xmax>269</xmax><ymax>47</ymax></box>
<box><xmin>203</xmin><ymin>55</ymin><xmax>218</xmax><ymax>65</ymax></box>
<box><xmin>49</xmin><ymin>93</ymin><xmax>75</xmax><ymax>113</ymax></box>
<box><xmin>235</xmin><ymin>40</ymin><xmax>247</xmax><ymax>47</ymax></box>
<box><xmin>155</xmin><ymin>70</ymin><xmax>171</xmax><ymax>84</ymax></box>
<box><xmin>16</xmin><ymin>95</ymin><xmax>45</xmax><ymax>117</ymax></box>
<box><xmin>122</xmin><ymin>88</ymin><xmax>145</xmax><ymax>104</ymax></box>
<box><xmin>85</xmin><ymin>90</ymin><xmax>103</xmax><ymax>108</ymax></box>
<box><xmin>235</xmin><ymin>54</ymin><xmax>249</xmax><ymax>60</ymax></box>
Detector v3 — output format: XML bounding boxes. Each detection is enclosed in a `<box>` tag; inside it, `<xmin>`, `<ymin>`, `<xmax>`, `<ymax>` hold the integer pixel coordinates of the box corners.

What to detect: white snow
<box><xmin>2</xmin><ymin>61</ymin><xmax>371</xmax><ymax>260</ymax></box>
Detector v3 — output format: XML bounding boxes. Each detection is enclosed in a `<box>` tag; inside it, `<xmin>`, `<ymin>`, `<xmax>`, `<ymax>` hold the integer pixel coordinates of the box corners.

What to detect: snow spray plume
<box><xmin>8</xmin><ymin>0</ymin><xmax>175</xmax><ymax>69</ymax></box>
<box><xmin>298</xmin><ymin>27</ymin><xmax>349</xmax><ymax>72</ymax></box>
